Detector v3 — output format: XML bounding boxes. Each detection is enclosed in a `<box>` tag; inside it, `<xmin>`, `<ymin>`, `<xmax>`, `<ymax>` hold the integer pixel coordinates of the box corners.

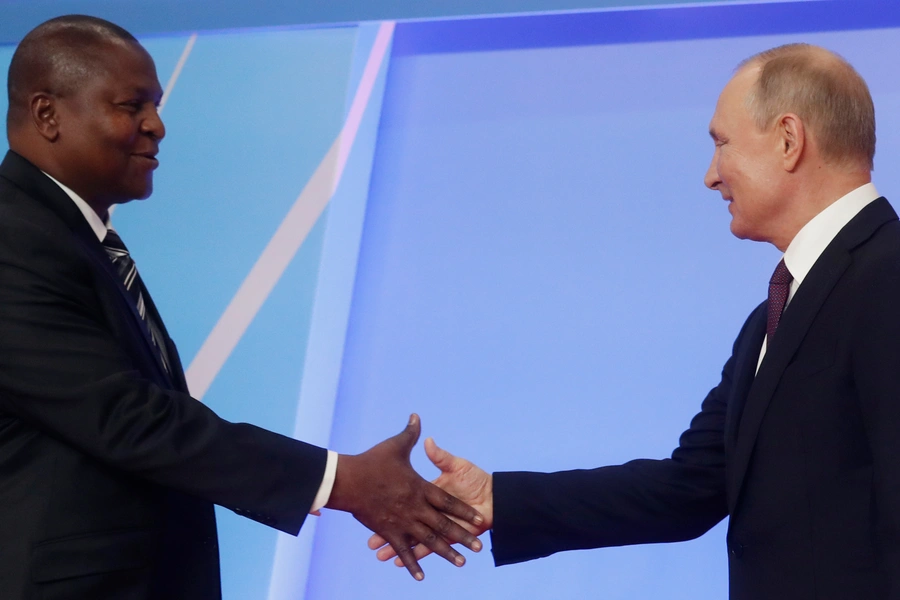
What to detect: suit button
<box><xmin>729</xmin><ymin>542</ymin><xmax>744</xmax><ymax>559</ymax></box>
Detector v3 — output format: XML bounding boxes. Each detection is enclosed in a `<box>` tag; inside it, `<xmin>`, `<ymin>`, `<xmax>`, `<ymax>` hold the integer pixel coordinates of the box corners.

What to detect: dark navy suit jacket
<box><xmin>492</xmin><ymin>196</ymin><xmax>900</xmax><ymax>599</ymax></box>
<box><xmin>0</xmin><ymin>151</ymin><xmax>327</xmax><ymax>600</ymax></box>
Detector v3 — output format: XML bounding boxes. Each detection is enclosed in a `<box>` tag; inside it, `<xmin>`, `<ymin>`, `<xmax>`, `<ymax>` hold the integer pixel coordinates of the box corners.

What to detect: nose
<box><xmin>704</xmin><ymin>151</ymin><xmax>720</xmax><ymax>190</ymax></box>
<box><xmin>142</xmin><ymin>106</ymin><xmax>166</xmax><ymax>141</ymax></box>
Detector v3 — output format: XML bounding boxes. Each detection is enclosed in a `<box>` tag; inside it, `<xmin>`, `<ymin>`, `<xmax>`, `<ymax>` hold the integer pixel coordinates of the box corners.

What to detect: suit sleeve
<box><xmin>489</xmin><ymin>307</ymin><xmax>764</xmax><ymax>566</ymax></box>
<box><xmin>0</xmin><ymin>211</ymin><xmax>326</xmax><ymax>536</ymax></box>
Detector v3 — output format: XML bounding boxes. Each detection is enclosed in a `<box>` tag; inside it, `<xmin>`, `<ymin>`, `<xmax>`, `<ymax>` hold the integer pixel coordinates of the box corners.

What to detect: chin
<box><xmin>729</xmin><ymin>219</ymin><xmax>747</xmax><ymax>240</ymax></box>
<box><xmin>132</xmin><ymin>182</ymin><xmax>154</xmax><ymax>201</ymax></box>
<box><xmin>729</xmin><ymin>220</ymin><xmax>770</xmax><ymax>245</ymax></box>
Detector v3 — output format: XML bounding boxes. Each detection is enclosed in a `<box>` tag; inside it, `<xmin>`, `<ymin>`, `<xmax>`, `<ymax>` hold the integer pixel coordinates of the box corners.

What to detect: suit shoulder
<box><xmin>858</xmin><ymin>218</ymin><xmax>900</xmax><ymax>263</ymax></box>
<box><xmin>845</xmin><ymin>220</ymin><xmax>900</xmax><ymax>300</ymax></box>
<box><xmin>0</xmin><ymin>181</ymin><xmax>84</xmax><ymax>254</ymax></box>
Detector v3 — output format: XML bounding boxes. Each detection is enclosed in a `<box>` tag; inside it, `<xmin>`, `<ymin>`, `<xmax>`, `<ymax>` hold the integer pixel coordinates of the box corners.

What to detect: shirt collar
<box><xmin>783</xmin><ymin>182</ymin><xmax>880</xmax><ymax>287</ymax></box>
<box><xmin>41</xmin><ymin>171</ymin><xmax>110</xmax><ymax>242</ymax></box>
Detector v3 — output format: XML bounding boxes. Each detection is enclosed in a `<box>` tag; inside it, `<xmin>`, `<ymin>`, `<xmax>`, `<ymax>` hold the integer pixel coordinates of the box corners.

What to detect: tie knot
<box><xmin>770</xmin><ymin>259</ymin><xmax>793</xmax><ymax>285</ymax></box>
<box><xmin>103</xmin><ymin>228</ymin><xmax>129</xmax><ymax>255</ymax></box>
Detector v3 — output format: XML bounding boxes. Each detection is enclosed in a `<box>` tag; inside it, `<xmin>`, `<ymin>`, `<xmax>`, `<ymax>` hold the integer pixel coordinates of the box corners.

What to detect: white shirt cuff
<box><xmin>311</xmin><ymin>450</ymin><xmax>338</xmax><ymax>513</ymax></box>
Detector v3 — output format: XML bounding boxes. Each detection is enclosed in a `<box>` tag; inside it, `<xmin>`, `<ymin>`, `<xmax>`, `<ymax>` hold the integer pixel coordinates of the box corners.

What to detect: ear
<box><xmin>778</xmin><ymin>113</ymin><xmax>805</xmax><ymax>171</ymax></box>
<box><xmin>29</xmin><ymin>93</ymin><xmax>61</xmax><ymax>142</ymax></box>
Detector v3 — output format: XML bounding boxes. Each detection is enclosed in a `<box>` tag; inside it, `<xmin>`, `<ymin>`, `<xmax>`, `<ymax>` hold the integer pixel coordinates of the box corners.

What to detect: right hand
<box><xmin>367</xmin><ymin>436</ymin><xmax>493</xmax><ymax>566</ymax></box>
<box><xmin>327</xmin><ymin>415</ymin><xmax>484</xmax><ymax>581</ymax></box>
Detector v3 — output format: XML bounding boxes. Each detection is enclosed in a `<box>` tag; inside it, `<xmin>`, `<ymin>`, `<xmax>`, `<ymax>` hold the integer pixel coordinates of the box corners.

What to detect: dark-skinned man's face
<box><xmin>52</xmin><ymin>39</ymin><xmax>165</xmax><ymax>210</ymax></box>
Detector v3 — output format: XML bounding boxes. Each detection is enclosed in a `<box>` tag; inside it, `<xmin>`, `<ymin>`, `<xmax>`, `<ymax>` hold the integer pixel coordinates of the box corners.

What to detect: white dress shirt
<box><xmin>756</xmin><ymin>182</ymin><xmax>881</xmax><ymax>372</ymax></box>
<box><xmin>43</xmin><ymin>172</ymin><xmax>337</xmax><ymax>512</ymax></box>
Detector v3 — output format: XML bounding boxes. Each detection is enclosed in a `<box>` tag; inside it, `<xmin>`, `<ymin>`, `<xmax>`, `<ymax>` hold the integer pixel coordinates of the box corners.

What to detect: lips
<box><xmin>133</xmin><ymin>152</ymin><xmax>159</xmax><ymax>168</ymax></box>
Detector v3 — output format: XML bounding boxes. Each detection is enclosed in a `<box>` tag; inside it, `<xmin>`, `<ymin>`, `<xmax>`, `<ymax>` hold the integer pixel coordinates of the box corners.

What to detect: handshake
<box><xmin>325</xmin><ymin>414</ymin><xmax>492</xmax><ymax>581</ymax></box>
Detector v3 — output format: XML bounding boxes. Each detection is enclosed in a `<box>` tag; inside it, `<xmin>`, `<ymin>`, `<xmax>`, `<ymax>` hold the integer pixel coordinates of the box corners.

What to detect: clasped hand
<box><xmin>326</xmin><ymin>414</ymin><xmax>487</xmax><ymax>580</ymax></box>
<box><xmin>366</xmin><ymin>433</ymin><xmax>494</xmax><ymax>573</ymax></box>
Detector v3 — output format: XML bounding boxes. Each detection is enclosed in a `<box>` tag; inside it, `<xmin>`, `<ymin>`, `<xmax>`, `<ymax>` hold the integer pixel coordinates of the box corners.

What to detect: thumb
<box><xmin>399</xmin><ymin>413</ymin><xmax>421</xmax><ymax>452</ymax></box>
<box><xmin>424</xmin><ymin>437</ymin><xmax>457</xmax><ymax>474</ymax></box>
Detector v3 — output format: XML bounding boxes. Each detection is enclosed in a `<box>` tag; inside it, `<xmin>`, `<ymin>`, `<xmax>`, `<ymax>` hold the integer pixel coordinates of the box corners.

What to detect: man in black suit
<box><xmin>0</xmin><ymin>15</ymin><xmax>483</xmax><ymax>600</ymax></box>
<box><xmin>370</xmin><ymin>44</ymin><xmax>900</xmax><ymax>598</ymax></box>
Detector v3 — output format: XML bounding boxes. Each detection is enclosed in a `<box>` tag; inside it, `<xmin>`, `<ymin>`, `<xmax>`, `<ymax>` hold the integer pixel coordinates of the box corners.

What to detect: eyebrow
<box><xmin>128</xmin><ymin>87</ymin><xmax>165</xmax><ymax>105</ymax></box>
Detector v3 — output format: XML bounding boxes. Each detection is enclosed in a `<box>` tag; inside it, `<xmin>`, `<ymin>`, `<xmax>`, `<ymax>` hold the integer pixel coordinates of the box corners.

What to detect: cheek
<box><xmin>716</xmin><ymin>149</ymin><xmax>740</xmax><ymax>180</ymax></box>
<box><xmin>717</xmin><ymin>157</ymin><xmax>739</xmax><ymax>190</ymax></box>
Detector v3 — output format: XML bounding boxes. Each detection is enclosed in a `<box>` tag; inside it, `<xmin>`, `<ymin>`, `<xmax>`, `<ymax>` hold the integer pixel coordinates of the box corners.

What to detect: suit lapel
<box><xmin>140</xmin><ymin>284</ymin><xmax>190</xmax><ymax>393</ymax></box>
<box><xmin>727</xmin><ymin>198</ymin><xmax>898</xmax><ymax>506</ymax></box>
<box><xmin>0</xmin><ymin>151</ymin><xmax>177</xmax><ymax>388</ymax></box>
<box><xmin>724</xmin><ymin>304</ymin><xmax>766</xmax><ymax>457</ymax></box>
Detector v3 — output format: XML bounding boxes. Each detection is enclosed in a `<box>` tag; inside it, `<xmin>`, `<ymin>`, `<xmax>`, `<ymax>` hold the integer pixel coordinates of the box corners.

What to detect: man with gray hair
<box><xmin>371</xmin><ymin>44</ymin><xmax>900</xmax><ymax>599</ymax></box>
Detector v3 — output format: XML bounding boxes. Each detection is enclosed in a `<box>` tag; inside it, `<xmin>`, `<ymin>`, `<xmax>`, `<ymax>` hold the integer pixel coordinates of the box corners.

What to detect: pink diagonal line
<box><xmin>186</xmin><ymin>22</ymin><xmax>396</xmax><ymax>400</ymax></box>
<box><xmin>333</xmin><ymin>21</ymin><xmax>395</xmax><ymax>192</ymax></box>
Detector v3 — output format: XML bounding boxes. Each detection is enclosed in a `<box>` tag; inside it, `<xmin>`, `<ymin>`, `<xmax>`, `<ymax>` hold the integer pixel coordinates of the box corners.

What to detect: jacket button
<box><xmin>730</xmin><ymin>542</ymin><xmax>744</xmax><ymax>558</ymax></box>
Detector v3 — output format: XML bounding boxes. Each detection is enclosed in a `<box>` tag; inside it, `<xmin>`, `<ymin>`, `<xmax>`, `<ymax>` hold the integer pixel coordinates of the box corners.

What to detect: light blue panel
<box><xmin>308</xmin><ymin>23</ymin><xmax>900</xmax><ymax>600</ymax></box>
<box><xmin>267</xmin><ymin>22</ymin><xmax>394</xmax><ymax>600</ymax></box>
<box><xmin>119</xmin><ymin>27</ymin><xmax>356</xmax><ymax>362</ymax></box>
<box><xmin>111</xmin><ymin>26</ymin><xmax>360</xmax><ymax>600</ymax></box>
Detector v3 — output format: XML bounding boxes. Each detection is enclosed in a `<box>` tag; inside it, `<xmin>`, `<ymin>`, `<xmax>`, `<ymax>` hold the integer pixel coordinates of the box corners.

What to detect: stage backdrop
<box><xmin>2</xmin><ymin>1</ymin><xmax>900</xmax><ymax>599</ymax></box>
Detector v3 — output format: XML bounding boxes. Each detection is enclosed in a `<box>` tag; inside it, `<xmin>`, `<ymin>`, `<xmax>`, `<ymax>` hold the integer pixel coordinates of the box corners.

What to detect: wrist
<box><xmin>325</xmin><ymin>453</ymin><xmax>359</xmax><ymax>513</ymax></box>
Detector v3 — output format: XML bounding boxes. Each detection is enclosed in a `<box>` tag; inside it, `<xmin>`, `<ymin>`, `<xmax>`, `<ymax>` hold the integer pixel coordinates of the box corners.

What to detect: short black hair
<box><xmin>7</xmin><ymin>15</ymin><xmax>139</xmax><ymax>131</ymax></box>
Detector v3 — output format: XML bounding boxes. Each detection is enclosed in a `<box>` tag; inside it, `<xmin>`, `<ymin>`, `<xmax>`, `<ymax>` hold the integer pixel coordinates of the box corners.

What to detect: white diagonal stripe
<box><xmin>123</xmin><ymin>264</ymin><xmax>136</xmax><ymax>287</ymax></box>
<box><xmin>186</xmin><ymin>21</ymin><xmax>395</xmax><ymax>400</ymax></box>
<box><xmin>160</xmin><ymin>33</ymin><xmax>198</xmax><ymax>114</ymax></box>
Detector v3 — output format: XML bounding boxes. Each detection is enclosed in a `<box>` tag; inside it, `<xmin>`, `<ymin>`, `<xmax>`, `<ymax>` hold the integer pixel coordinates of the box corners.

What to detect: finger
<box><xmin>426</xmin><ymin>483</ymin><xmax>485</xmax><ymax>530</ymax></box>
<box><xmin>387</xmin><ymin>534</ymin><xmax>426</xmax><ymax>581</ymax></box>
<box><xmin>424</xmin><ymin>437</ymin><xmax>457</xmax><ymax>473</ymax></box>
<box><xmin>422</xmin><ymin>506</ymin><xmax>483</xmax><ymax>553</ymax></box>
<box><xmin>394</xmin><ymin>544</ymin><xmax>433</xmax><ymax>567</ymax></box>
<box><xmin>368</xmin><ymin>533</ymin><xmax>388</xmax><ymax>550</ymax></box>
<box><xmin>408</xmin><ymin>519</ymin><xmax>467</xmax><ymax>568</ymax></box>
<box><xmin>310</xmin><ymin>509</ymin><xmax>321</xmax><ymax>517</ymax></box>
<box><xmin>377</xmin><ymin>543</ymin><xmax>399</xmax><ymax>561</ymax></box>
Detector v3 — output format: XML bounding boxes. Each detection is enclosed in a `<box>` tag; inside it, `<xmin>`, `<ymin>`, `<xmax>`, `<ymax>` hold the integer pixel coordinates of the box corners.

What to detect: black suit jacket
<box><xmin>492</xmin><ymin>197</ymin><xmax>900</xmax><ymax>599</ymax></box>
<box><xmin>0</xmin><ymin>151</ymin><xmax>328</xmax><ymax>600</ymax></box>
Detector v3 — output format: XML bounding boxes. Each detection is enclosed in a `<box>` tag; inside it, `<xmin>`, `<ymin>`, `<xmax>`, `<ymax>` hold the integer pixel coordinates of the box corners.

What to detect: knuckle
<box><xmin>441</xmin><ymin>494</ymin><xmax>457</xmax><ymax>512</ymax></box>
<box><xmin>436</xmin><ymin>518</ymin><xmax>453</xmax><ymax>536</ymax></box>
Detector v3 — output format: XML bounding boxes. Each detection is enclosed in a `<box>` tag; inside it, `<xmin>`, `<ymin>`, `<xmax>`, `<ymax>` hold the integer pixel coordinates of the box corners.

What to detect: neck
<box><xmin>9</xmin><ymin>138</ymin><xmax>115</xmax><ymax>221</ymax></box>
<box><xmin>772</xmin><ymin>170</ymin><xmax>872</xmax><ymax>252</ymax></box>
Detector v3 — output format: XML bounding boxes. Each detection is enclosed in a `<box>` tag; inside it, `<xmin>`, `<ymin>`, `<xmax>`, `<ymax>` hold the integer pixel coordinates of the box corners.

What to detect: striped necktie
<box><xmin>103</xmin><ymin>228</ymin><xmax>171</xmax><ymax>373</ymax></box>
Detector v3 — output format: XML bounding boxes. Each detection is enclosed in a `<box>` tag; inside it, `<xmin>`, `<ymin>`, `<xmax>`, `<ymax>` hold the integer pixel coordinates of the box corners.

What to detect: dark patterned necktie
<box><xmin>766</xmin><ymin>258</ymin><xmax>793</xmax><ymax>342</ymax></box>
<box><xmin>103</xmin><ymin>229</ymin><xmax>171</xmax><ymax>373</ymax></box>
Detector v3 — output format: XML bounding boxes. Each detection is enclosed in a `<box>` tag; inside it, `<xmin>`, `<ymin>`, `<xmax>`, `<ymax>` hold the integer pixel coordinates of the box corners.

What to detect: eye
<box><xmin>118</xmin><ymin>100</ymin><xmax>142</xmax><ymax>112</ymax></box>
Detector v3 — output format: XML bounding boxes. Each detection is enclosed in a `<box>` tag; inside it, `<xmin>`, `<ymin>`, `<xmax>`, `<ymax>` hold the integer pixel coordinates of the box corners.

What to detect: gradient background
<box><xmin>2</xmin><ymin>0</ymin><xmax>899</xmax><ymax>598</ymax></box>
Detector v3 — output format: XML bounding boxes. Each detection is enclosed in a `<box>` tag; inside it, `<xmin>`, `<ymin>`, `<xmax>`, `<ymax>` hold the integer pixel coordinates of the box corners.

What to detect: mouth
<box><xmin>134</xmin><ymin>151</ymin><xmax>159</xmax><ymax>168</ymax></box>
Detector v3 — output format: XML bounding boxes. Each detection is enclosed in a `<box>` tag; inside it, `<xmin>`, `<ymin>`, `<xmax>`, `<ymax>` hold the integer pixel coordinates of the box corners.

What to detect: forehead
<box><xmin>80</xmin><ymin>40</ymin><xmax>161</xmax><ymax>93</ymax></box>
<box><xmin>709</xmin><ymin>67</ymin><xmax>757</xmax><ymax>133</ymax></box>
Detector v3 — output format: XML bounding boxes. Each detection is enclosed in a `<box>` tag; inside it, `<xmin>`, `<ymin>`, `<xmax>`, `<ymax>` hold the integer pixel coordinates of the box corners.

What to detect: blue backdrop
<box><xmin>2</xmin><ymin>1</ymin><xmax>900</xmax><ymax>598</ymax></box>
